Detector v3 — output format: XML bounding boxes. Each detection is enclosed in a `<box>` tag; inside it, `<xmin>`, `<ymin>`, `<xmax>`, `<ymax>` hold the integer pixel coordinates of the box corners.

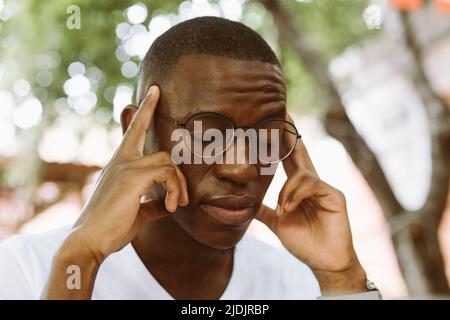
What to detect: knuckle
<box><xmin>311</xmin><ymin>177</ymin><xmax>321</xmax><ymax>188</ymax></box>
<box><xmin>293</xmin><ymin>169</ymin><xmax>309</xmax><ymax>182</ymax></box>
<box><xmin>161</xmin><ymin>164</ymin><xmax>176</xmax><ymax>176</ymax></box>
<box><xmin>335</xmin><ymin>189</ymin><xmax>346</xmax><ymax>201</ymax></box>
<box><xmin>149</xmin><ymin>151</ymin><xmax>172</xmax><ymax>165</ymax></box>
<box><xmin>159</xmin><ymin>151</ymin><xmax>172</xmax><ymax>161</ymax></box>
<box><xmin>331</xmin><ymin>187</ymin><xmax>346</xmax><ymax>204</ymax></box>
<box><xmin>164</xmin><ymin>152</ymin><xmax>176</xmax><ymax>166</ymax></box>
<box><xmin>301</xmin><ymin>169</ymin><xmax>315</xmax><ymax>180</ymax></box>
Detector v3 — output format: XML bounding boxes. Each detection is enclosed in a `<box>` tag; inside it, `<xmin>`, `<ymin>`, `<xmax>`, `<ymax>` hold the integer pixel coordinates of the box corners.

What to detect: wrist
<box><xmin>55</xmin><ymin>228</ymin><xmax>105</xmax><ymax>268</ymax></box>
<box><xmin>43</xmin><ymin>230</ymin><xmax>102</xmax><ymax>300</ymax></box>
<box><xmin>313</xmin><ymin>261</ymin><xmax>368</xmax><ymax>296</ymax></box>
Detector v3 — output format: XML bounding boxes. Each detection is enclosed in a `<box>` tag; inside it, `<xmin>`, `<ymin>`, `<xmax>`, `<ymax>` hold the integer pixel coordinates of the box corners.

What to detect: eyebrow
<box><xmin>258</xmin><ymin>107</ymin><xmax>286</xmax><ymax>121</ymax></box>
<box><xmin>177</xmin><ymin>105</ymin><xmax>286</xmax><ymax>124</ymax></box>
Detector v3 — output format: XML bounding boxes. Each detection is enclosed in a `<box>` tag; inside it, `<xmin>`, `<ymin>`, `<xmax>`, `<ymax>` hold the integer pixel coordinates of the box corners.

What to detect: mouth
<box><xmin>200</xmin><ymin>195</ymin><xmax>258</xmax><ymax>226</ymax></box>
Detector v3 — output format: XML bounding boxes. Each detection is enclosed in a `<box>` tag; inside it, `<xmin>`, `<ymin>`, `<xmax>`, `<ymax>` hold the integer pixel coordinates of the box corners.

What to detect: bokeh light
<box><xmin>13</xmin><ymin>79</ymin><xmax>30</xmax><ymax>97</ymax></box>
<box><xmin>63</xmin><ymin>74</ymin><xmax>91</xmax><ymax>97</ymax></box>
<box><xmin>126</xmin><ymin>3</ymin><xmax>148</xmax><ymax>25</ymax></box>
<box><xmin>13</xmin><ymin>97</ymin><xmax>43</xmax><ymax>129</ymax></box>
<box><xmin>121</xmin><ymin>61</ymin><xmax>139</xmax><ymax>78</ymax></box>
<box><xmin>113</xmin><ymin>85</ymin><xmax>133</xmax><ymax>122</ymax></box>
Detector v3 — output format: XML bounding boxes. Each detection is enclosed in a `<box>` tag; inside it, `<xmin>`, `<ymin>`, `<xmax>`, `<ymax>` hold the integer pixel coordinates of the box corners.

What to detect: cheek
<box><xmin>257</xmin><ymin>163</ymin><xmax>278</xmax><ymax>189</ymax></box>
<box><xmin>153</xmin><ymin>121</ymin><xmax>172</xmax><ymax>151</ymax></box>
<box><xmin>179</xmin><ymin>163</ymin><xmax>210</xmax><ymax>200</ymax></box>
<box><xmin>258</xmin><ymin>174</ymin><xmax>275</xmax><ymax>194</ymax></box>
<box><xmin>153</xmin><ymin>121</ymin><xmax>210</xmax><ymax>201</ymax></box>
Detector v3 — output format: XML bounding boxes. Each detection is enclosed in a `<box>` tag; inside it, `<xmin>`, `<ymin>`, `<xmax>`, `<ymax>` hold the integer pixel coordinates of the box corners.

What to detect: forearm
<box><xmin>41</xmin><ymin>232</ymin><xmax>102</xmax><ymax>300</ymax></box>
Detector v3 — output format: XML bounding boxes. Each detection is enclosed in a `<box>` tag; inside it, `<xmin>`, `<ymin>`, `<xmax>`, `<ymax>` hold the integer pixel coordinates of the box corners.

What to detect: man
<box><xmin>0</xmin><ymin>17</ymin><xmax>379</xmax><ymax>299</ymax></box>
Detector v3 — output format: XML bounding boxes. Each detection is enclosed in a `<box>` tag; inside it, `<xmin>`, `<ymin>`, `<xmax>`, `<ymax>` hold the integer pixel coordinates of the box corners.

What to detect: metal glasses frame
<box><xmin>156</xmin><ymin>111</ymin><xmax>302</xmax><ymax>163</ymax></box>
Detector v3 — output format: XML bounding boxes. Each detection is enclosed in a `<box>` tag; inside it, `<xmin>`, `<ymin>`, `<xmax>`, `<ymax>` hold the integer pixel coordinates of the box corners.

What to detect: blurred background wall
<box><xmin>0</xmin><ymin>0</ymin><xmax>449</xmax><ymax>299</ymax></box>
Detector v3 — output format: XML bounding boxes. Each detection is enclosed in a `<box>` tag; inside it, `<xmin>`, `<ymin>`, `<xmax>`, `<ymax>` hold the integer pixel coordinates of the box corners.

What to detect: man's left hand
<box><xmin>256</xmin><ymin>113</ymin><xmax>368</xmax><ymax>295</ymax></box>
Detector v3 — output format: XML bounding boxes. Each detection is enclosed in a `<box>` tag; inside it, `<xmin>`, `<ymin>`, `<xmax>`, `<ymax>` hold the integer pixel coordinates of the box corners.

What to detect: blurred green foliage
<box><xmin>0</xmin><ymin>0</ymin><xmax>382</xmax><ymax>191</ymax></box>
<box><xmin>279</xmin><ymin>0</ymin><xmax>377</xmax><ymax>113</ymax></box>
<box><xmin>0</xmin><ymin>0</ymin><xmax>378</xmax><ymax>121</ymax></box>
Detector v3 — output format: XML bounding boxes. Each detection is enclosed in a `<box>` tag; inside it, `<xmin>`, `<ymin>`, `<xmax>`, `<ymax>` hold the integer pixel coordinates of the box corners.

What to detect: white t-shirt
<box><xmin>0</xmin><ymin>227</ymin><xmax>320</xmax><ymax>299</ymax></box>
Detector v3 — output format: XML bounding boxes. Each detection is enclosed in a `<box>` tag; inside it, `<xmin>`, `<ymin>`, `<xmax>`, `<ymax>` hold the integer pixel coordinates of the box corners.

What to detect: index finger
<box><xmin>282</xmin><ymin>113</ymin><xmax>319</xmax><ymax>177</ymax></box>
<box><xmin>119</xmin><ymin>85</ymin><xmax>160</xmax><ymax>157</ymax></box>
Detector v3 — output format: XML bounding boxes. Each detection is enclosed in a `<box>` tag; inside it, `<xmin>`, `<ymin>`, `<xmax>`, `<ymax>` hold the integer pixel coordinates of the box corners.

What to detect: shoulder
<box><xmin>235</xmin><ymin>234</ymin><xmax>321</xmax><ymax>299</ymax></box>
<box><xmin>0</xmin><ymin>226</ymin><xmax>70</xmax><ymax>261</ymax></box>
<box><xmin>0</xmin><ymin>226</ymin><xmax>71</xmax><ymax>299</ymax></box>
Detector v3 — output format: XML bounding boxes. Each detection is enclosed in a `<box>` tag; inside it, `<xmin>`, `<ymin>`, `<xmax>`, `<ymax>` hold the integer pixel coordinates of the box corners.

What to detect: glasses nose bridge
<box><xmin>227</xmin><ymin>125</ymin><xmax>255</xmax><ymax>149</ymax></box>
<box><xmin>221</xmin><ymin>127</ymin><xmax>260</xmax><ymax>166</ymax></box>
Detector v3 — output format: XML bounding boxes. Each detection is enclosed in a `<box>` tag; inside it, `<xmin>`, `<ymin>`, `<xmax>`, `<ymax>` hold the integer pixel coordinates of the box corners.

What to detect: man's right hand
<box><xmin>42</xmin><ymin>85</ymin><xmax>189</xmax><ymax>299</ymax></box>
<box><xmin>72</xmin><ymin>85</ymin><xmax>189</xmax><ymax>262</ymax></box>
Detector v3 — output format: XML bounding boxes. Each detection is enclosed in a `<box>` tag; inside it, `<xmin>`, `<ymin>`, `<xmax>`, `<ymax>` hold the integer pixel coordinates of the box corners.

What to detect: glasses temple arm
<box><xmin>156</xmin><ymin>112</ymin><xmax>186</xmax><ymax>126</ymax></box>
<box><xmin>285</xmin><ymin>128</ymin><xmax>302</xmax><ymax>139</ymax></box>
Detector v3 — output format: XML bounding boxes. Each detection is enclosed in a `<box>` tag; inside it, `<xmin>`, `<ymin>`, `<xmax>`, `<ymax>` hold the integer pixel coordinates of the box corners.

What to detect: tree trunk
<box><xmin>398</xmin><ymin>10</ymin><xmax>450</xmax><ymax>294</ymax></box>
<box><xmin>257</xmin><ymin>0</ymin><xmax>450</xmax><ymax>295</ymax></box>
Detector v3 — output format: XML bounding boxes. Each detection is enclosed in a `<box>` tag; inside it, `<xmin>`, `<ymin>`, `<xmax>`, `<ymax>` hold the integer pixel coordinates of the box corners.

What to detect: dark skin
<box><xmin>41</xmin><ymin>55</ymin><xmax>367</xmax><ymax>300</ymax></box>
<box><xmin>130</xmin><ymin>55</ymin><xmax>285</xmax><ymax>299</ymax></box>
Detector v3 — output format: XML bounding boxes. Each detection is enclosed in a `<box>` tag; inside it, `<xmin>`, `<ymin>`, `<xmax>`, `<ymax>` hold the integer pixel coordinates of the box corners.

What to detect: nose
<box><xmin>213</xmin><ymin>137</ymin><xmax>258</xmax><ymax>184</ymax></box>
<box><xmin>213</xmin><ymin>162</ymin><xmax>258</xmax><ymax>184</ymax></box>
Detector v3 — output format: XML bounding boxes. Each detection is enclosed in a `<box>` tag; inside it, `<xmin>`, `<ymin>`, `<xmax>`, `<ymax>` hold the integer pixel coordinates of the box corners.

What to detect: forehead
<box><xmin>163</xmin><ymin>55</ymin><xmax>286</xmax><ymax>121</ymax></box>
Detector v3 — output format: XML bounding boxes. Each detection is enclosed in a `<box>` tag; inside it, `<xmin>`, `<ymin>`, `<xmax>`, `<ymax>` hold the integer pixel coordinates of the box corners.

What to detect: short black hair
<box><xmin>139</xmin><ymin>16</ymin><xmax>281</xmax><ymax>100</ymax></box>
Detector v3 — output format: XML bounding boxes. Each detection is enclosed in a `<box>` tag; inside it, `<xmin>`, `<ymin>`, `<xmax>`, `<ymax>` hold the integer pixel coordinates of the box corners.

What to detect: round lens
<box><xmin>184</xmin><ymin>113</ymin><xmax>234</xmax><ymax>159</ymax></box>
<box><xmin>256</xmin><ymin>120</ymin><xmax>298</xmax><ymax>163</ymax></box>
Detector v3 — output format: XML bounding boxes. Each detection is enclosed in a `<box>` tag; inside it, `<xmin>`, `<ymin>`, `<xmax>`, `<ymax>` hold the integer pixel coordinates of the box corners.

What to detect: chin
<box><xmin>172</xmin><ymin>208</ymin><xmax>252</xmax><ymax>251</ymax></box>
<box><xmin>195</xmin><ymin>228</ymin><xmax>248</xmax><ymax>251</ymax></box>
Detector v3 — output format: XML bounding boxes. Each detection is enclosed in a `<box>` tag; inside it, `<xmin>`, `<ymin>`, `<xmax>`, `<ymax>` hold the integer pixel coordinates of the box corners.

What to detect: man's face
<box><xmin>151</xmin><ymin>55</ymin><xmax>286</xmax><ymax>249</ymax></box>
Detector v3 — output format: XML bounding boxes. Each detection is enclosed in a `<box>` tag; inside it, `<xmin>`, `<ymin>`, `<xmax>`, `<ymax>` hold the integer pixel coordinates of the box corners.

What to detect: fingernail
<box><xmin>147</xmin><ymin>85</ymin><xmax>155</xmax><ymax>96</ymax></box>
<box><xmin>166</xmin><ymin>200</ymin><xmax>176</xmax><ymax>213</ymax></box>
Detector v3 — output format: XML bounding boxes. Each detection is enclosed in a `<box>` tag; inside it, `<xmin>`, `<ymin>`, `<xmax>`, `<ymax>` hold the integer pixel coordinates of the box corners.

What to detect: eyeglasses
<box><xmin>156</xmin><ymin>111</ymin><xmax>302</xmax><ymax>164</ymax></box>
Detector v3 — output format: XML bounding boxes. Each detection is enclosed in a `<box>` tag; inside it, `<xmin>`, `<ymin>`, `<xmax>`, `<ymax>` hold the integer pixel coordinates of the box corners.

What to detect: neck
<box><xmin>132</xmin><ymin>215</ymin><xmax>234</xmax><ymax>299</ymax></box>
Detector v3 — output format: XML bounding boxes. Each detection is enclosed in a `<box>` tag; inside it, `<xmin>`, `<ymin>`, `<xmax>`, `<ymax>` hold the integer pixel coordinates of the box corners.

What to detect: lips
<box><xmin>201</xmin><ymin>195</ymin><xmax>257</xmax><ymax>226</ymax></box>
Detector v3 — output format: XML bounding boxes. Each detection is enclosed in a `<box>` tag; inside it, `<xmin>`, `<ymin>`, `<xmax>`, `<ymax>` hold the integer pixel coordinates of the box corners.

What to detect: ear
<box><xmin>120</xmin><ymin>105</ymin><xmax>139</xmax><ymax>135</ymax></box>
